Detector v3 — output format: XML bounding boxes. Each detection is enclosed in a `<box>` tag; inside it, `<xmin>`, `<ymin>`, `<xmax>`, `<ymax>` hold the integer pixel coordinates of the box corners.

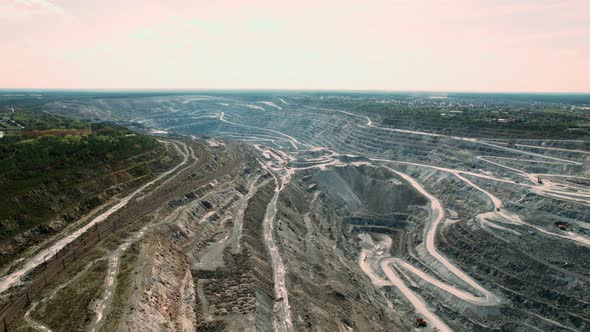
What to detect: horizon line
<box><xmin>1</xmin><ymin>88</ymin><xmax>590</xmax><ymax>95</ymax></box>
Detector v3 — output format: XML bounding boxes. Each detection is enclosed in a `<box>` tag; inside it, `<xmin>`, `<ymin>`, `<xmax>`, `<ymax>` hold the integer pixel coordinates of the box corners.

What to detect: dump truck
<box><xmin>555</xmin><ymin>222</ymin><xmax>570</xmax><ymax>230</ymax></box>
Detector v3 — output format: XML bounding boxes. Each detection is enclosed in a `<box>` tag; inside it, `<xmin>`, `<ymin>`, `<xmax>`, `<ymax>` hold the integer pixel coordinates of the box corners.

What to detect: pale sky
<box><xmin>1</xmin><ymin>0</ymin><xmax>589</xmax><ymax>92</ymax></box>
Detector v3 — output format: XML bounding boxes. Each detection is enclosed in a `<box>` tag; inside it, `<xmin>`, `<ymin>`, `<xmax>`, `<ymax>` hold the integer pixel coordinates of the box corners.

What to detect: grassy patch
<box><xmin>29</xmin><ymin>259</ymin><xmax>107</xmax><ymax>331</ymax></box>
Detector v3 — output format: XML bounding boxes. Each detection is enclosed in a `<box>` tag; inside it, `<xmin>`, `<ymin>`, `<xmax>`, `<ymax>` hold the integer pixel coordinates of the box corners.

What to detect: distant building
<box><xmin>0</xmin><ymin>131</ymin><xmax>4</xmax><ymax>138</ymax></box>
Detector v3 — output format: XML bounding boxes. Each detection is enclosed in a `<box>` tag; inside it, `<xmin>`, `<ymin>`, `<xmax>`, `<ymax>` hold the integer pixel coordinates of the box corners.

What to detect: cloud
<box><xmin>0</xmin><ymin>0</ymin><xmax>64</xmax><ymax>20</ymax></box>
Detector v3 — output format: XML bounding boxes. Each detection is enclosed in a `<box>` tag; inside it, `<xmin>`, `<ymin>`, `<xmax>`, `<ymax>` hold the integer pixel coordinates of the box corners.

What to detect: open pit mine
<box><xmin>1</xmin><ymin>93</ymin><xmax>589</xmax><ymax>332</ymax></box>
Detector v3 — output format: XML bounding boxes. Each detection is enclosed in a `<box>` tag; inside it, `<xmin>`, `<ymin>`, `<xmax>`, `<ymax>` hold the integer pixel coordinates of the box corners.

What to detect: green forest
<box><xmin>0</xmin><ymin>109</ymin><xmax>163</xmax><ymax>262</ymax></box>
<box><xmin>302</xmin><ymin>97</ymin><xmax>590</xmax><ymax>139</ymax></box>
